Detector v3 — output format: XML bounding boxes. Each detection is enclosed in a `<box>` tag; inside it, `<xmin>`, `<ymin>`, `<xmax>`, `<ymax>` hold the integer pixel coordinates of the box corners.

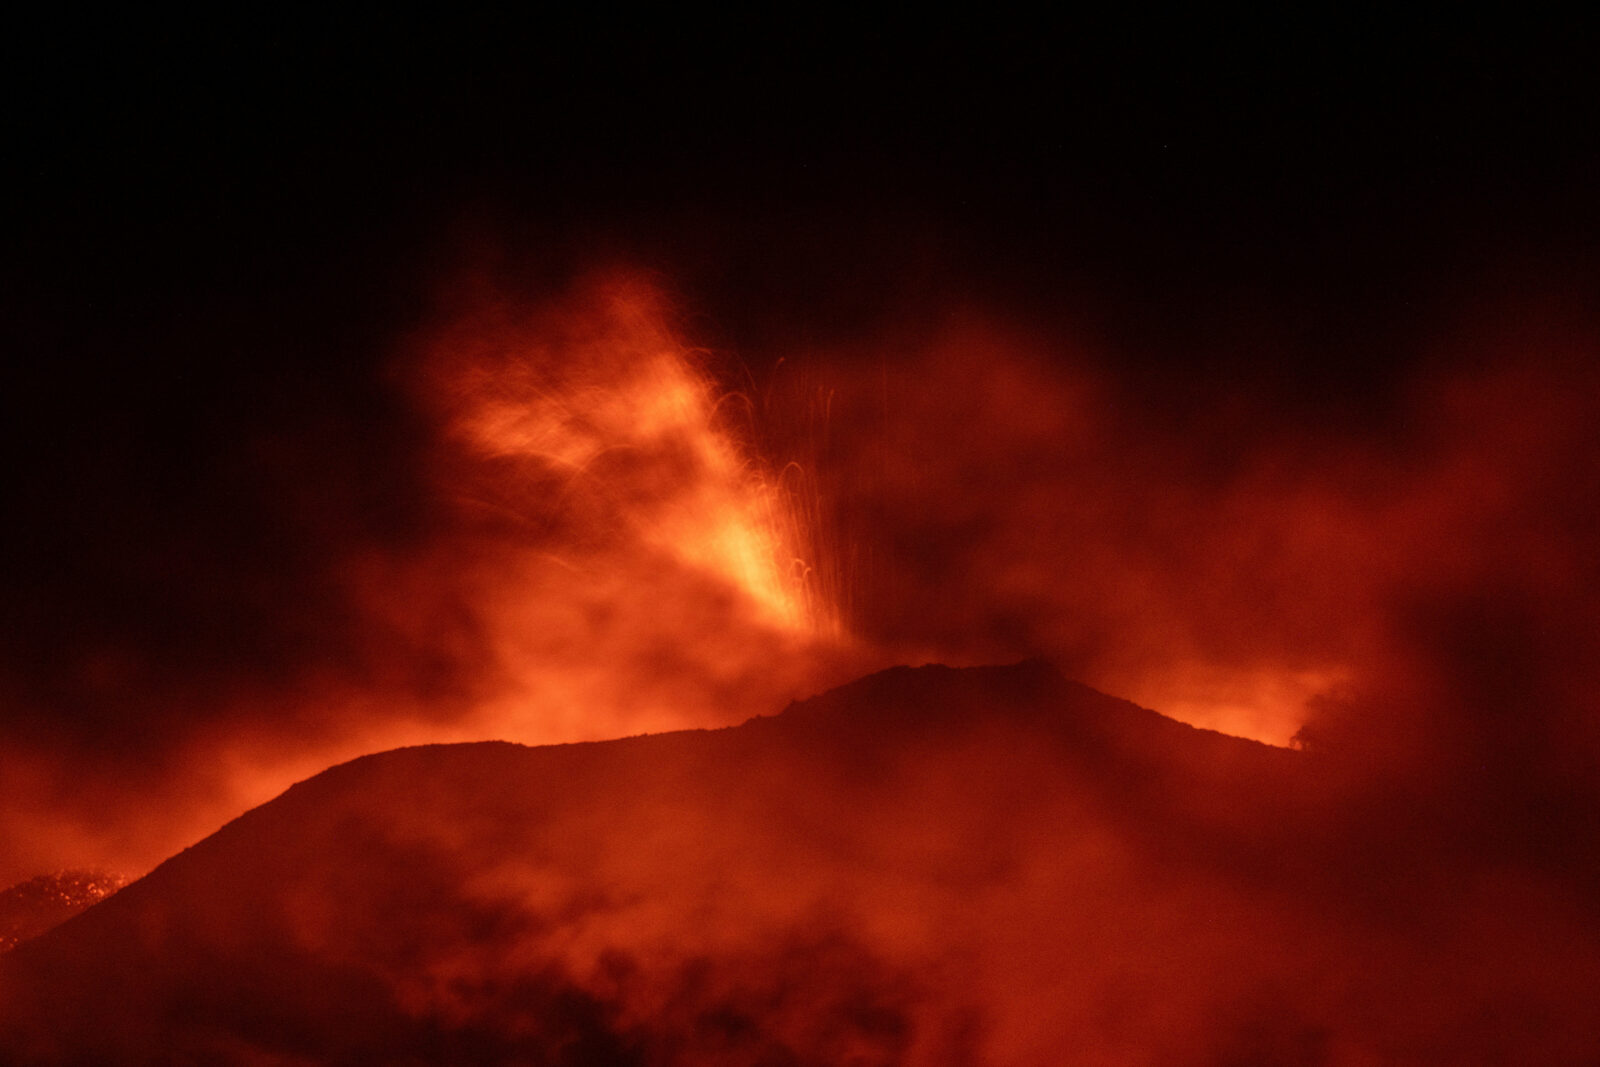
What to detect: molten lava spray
<box><xmin>435</xmin><ymin>278</ymin><xmax>830</xmax><ymax>638</ymax></box>
<box><xmin>404</xmin><ymin>272</ymin><xmax>852</xmax><ymax>745</ymax></box>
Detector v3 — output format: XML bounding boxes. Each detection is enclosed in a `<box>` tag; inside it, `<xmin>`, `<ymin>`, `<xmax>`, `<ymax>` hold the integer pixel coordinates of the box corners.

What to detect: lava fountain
<box><xmin>402</xmin><ymin>271</ymin><xmax>853</xmax><ymax>745</ymax></box>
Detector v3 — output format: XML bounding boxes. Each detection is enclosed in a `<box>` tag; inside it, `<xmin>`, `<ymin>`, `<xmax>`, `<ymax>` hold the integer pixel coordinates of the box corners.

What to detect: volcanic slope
<box><xmin>3</xmin><ymin>662</ymin><xmax>1598</xmax><ymax>1064</ymax></box>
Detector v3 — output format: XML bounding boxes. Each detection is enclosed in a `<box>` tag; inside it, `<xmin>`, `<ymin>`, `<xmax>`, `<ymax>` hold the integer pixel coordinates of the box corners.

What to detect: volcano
<box><xmin>2</xmin><ymin>661</ymin><xmax>1596</xmax><ymax>1064</ymax></box>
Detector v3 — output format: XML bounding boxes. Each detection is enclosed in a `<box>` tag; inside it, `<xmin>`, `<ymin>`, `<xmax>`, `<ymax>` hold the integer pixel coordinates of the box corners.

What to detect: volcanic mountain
<box><xmin>2</xmin><ymin>662</ymin><xmax>1596</xmax><ymax>1064</ymax></box>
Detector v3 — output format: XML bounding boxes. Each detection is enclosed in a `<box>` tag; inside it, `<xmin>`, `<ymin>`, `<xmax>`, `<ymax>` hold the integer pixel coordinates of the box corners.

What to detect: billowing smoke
<box><xmin>737</xmin><ymin>287</ymin><xmax>1600</xmax><ymax>761</ymax></box>
<box><xmin>4</xmin><ymin>249</ymin><xmax>1599</xmax><ymax>909</ymax></box>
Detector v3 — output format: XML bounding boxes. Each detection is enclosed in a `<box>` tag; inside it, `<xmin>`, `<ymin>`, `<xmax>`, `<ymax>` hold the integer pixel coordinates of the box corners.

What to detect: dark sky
<box><xmin>4</xmin><ymin>13</ymin><xmax>1600</xmax><ymax>880</ymax></box>
<box><xmin>8</xmin><ymin>17</ymin><xmax>1599</xmax><ymax>441</ymax></box>
<box><xmin>10</xmin><ymin>17</ymin><xmax>1599</xmax><ymax>401</ymax></box>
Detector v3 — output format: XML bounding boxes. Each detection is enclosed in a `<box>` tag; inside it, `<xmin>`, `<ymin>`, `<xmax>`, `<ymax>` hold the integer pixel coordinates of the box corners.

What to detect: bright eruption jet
<box><xmin>449</xmin><ymin>287</ymin><xmax>823</xmax><ymax>636</ymax></box>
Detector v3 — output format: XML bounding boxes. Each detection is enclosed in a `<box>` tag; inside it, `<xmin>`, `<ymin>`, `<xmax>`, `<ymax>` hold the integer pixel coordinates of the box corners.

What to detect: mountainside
<box><xmin>0</xmin><ymin>871</ymin><xmax>125</xmax><ymax>953</ymax></box>
<box><xmin>2</xmin><ymin>662</ymin><xmax>1596</xmax><ymax>1064</ymax></box>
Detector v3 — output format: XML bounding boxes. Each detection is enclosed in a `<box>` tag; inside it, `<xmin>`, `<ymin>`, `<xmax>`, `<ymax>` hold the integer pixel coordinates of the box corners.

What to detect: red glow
<box><xmin>8</xmin><ymin>27</ymin><xmax>1600</xmax><ymax>1063</ymax></box>
<box><xmin>6</xmin><ymin>275</ymin><xmax>1600</xmax><ymax>1062</ymax></box>
<box><xmin>12</xmin><ymin>272</ymin><xmax>1600</xmax><ymax>895</ymax></box>
<box><xmin>431</xmin><ymin>277</ymin><xmax>833</xmax><ymax>640</ymax></box>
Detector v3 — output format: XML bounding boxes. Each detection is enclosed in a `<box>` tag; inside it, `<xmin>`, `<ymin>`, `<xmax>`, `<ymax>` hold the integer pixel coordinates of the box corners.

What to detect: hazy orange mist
<box><xmin>746</xmin><ymin>307</ymin><xmax>1600</xmax><ymax>749</ymax></box>
<box><xmin>750</xmin><ymin>316</ymin><xmax>1360</xmax><ymax>747</ymax></box>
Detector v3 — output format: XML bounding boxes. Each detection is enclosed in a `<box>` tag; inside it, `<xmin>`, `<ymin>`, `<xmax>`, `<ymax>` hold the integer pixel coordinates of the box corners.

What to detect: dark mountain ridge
<box><xmin>2</xmin><ymin>662</ymin><xmax>1595</xmax><ymax>1064</ymax></box>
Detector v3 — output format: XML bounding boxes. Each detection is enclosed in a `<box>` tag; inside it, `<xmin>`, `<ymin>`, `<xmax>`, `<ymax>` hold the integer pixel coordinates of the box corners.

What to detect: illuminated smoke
<box><xmin>402</xmin><ymin>271</ymin><xmax>854</xmax><ymax>746</ymax></box>
<box><xmin>437</xmin><ymin>277</ymin><xmax>831</xmax><ymax>638</ymax></box>
<box><xmin>7</xmin><ymin>262</ymin><xmax>1599</xmax><ymax>898</ymax></box>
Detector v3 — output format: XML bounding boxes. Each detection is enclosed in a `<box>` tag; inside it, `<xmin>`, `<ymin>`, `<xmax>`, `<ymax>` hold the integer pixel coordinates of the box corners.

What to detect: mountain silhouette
<box><xmin>2</xmin><ymin>662</ymin><xmax>1596</xmax><ymax>1064</ymax></box>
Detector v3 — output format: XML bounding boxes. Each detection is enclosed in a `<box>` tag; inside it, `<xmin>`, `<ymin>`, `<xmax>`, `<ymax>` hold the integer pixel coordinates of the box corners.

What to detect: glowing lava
<box><xmin>383</xmin><ymin>272</ymin><xmax>858</xmax><ymax>749</ymax></box>
<box><xmin>442</xmin><ymin>278</ymin><xmax>830</xmax><ymax>638</ymax></box>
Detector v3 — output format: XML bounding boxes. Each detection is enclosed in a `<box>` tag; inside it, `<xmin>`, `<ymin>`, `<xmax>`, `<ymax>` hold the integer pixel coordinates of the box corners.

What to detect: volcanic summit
<box><xmin>3</xmin><ymin>661</ymin><xmax>1595</xmax><ymax>1064</ymax></box>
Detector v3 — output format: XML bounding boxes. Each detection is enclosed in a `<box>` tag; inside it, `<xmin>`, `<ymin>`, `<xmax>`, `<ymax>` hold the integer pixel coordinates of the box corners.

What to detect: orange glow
<box><xmin>1121</xmin><ymin>664</ymin><xmax>1351</xmax><ymax>747</ymax></box>
<box><xmin>449</xmin><ymin>294</ymin><xmax>822</xmax><ymax>636</ymax></box>
<box><xmin>12</xmin><ymin>269</ymin><xmax>1600</xmax><ymax>898</ymax></box>
<box><xmin>404</xmin><ymin>273</ymin><xmax>853</xmax><ymax>748</ymax></box>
